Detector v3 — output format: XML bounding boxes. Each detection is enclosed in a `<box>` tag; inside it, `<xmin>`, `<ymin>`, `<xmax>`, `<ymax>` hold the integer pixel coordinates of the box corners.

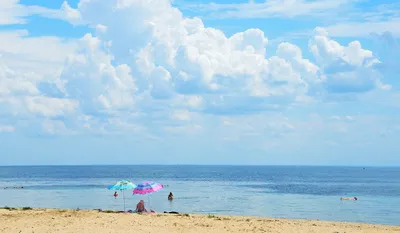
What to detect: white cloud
<box><xmin>25</xmin><ymin>96</ymin><xmax>78</xmax><ymax>117</ymax></box>
<box><xmin>324</xmin><ymin>19</ymin><xmax>400</xmax><ymax>38</ymax></box>
<box><xmin>0</xmin><ymin>0</ymin><xmax>393</xmax><ymax>136</ymax></box>
<box><xmin>182</xmin><ymin>1</ymin><xmax>400</xmax><ymax>40</ymax></box>
<box><xmin>56</xmin><ymin>0</ymin><xmax>313</xmax><ymax>117</ymax></box>
<box><xmin>310</xmin><ymin>28</ymin><xmax>376</xmax><ymax>66</ymax></box>
<box><xmin>61</xmin><ymin>1</ymin><xmax>82</xmax><ymax>25</ymax></box>
<box><xmin>211</xmin><ymin>114</ymin><xmax>297</xmax><ymax>141</ymax></box>
<box><xmin>95</xmin><ymin>24</ymin><xmax>108</xmax><ymax>34</ymax></box>
<box><xmin>60</xmin><ymin>33</ymin><xmax>137</xmax><ymax>114</ymax></box>
<box><xmin>208</xmin><ymin>112</ymin><xmax>400</xmax><ymax>152</ymax></box>
<box><xmin>0</xmin><ymin>29</ymin><xmax>78</xmax><ymax>122</ymax></box>
<box><xmin>0</xmin><ymin>64</ymin><xmax>39</xmax><ymax>96</ymax></box>
<box><xmin>330</xmin><ymin>115</ymin><xmax>354</xmax><ymax>121</ymax></box>
<box><xmin>0</xmin><ymin>30</ymin><xmax>77</xmax><ymax>77</ymax></box>
<box><xmin>163</xmin><ymin>124</ymin><xmax>202</xmax><ymax>134</ymax></box>
<box><xmin>0</xmin><ymin>61</ymin><xmax>79</xmax><ymax>119</ymax></box>
<box><xmin>0</xmin><ymin>0</ymin><xmax>71</xmax><ymax>25</ymax></box>
<box><xmin>309</xmin><ymin>27</ymin><xmax>388</xmax><ymax>93</ymax></box>
<box><xmin>181</xmin><ymin>0</ymin><xmax>352</xmax><ymax>19</ymax></box>
<box><xmin>171</xmin><ymin>109</ymin><xmax>191</xmax><ymax>121</ymax></box>
<box><xmin>183</xmin><ymin>95</ymin><xmax>203</xmax><ymax>108</ymax></box>
<box><xmin>0</xmin><ymin>125</ymin><xmax>15</xmax><ymax>133</ymax></box>
<box><xmin>0</xmin><ymin>96</ymin><xmax>78</xmax><ymax>118</ymax></box>
<box><xmin>41</xmin><ymin>119</ymin><xmax>73</xmax><ymax>135</ymax></box>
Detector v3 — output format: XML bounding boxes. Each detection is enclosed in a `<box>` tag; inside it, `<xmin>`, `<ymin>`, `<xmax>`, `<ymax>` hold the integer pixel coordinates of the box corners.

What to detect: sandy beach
<box><xmin>1</xmin><ymin>208</ymin><xmax>399</xmax><ymax>233</ymax></box>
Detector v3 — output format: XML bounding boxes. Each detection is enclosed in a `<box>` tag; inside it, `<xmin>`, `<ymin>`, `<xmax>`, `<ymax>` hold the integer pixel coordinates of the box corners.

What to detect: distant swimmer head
<box><xmin>354</xmin><ymin>197</ymin><xmax>358</xmax><ymax>200</ymax></box>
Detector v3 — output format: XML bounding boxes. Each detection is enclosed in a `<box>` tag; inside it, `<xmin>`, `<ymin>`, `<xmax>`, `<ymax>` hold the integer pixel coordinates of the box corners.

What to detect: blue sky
<box><xmin>0</xmin><ymin>0</ymin><xmax>399</xmax><ymax>166</ymax></box>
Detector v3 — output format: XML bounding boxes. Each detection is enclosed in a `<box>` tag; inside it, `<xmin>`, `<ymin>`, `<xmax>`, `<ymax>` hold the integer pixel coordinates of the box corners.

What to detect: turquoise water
<box><xmin>0</xmin><ymin>165</ymin><xmax>399</xmax><ymax>225</ymax></box>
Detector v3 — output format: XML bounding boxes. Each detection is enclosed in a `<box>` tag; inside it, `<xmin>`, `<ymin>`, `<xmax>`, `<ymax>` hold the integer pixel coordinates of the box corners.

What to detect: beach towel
<box><xmin>163</xmin><ymin>211</ymin><xmax>180</xmax><ymax>214</ymax></box>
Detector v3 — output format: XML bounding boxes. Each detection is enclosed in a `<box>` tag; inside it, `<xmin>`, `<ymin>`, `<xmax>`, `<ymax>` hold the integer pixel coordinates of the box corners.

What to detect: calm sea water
<box><xmin>0</xmin><ymin>166</ymin><xmax>399</xmax><ymax>225</ymax></box>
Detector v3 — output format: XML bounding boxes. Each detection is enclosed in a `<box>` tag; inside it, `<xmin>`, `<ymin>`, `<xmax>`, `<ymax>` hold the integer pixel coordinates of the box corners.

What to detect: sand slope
<box><xmin>1</xmin><ymin>209</ymin><xmax>399</xmax><ymax>233</ymax></box>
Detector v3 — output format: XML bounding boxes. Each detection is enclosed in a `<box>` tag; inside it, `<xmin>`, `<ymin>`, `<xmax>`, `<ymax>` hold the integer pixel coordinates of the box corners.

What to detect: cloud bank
<box><xmin>0</xmin><ymin>0</ymin><xmax>393</xmax><ymax>136</ymax></box>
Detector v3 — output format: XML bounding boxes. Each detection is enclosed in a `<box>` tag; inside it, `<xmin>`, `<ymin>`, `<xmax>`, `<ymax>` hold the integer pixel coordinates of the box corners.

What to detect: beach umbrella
<box><xmin>108</xmin><ymin>180</ymin><xmax>137</xmax><ymax>211</ymax></box>
<box><xmin>133</xmin><ymin>181</ymin><xmax>163</xmax><ymax>209</ymax></box>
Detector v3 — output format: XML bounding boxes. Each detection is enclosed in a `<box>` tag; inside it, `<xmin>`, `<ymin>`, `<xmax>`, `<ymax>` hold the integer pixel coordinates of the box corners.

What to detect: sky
<box><xmin>0</xmin><ymin>0</ymin><xmax>399</xmax><ymax>166</ymax></box>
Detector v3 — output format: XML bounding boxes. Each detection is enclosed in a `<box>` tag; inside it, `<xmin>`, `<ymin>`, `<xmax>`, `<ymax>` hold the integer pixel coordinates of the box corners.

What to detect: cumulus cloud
<box><xmin>0</xmin><ymin>62</ymin><xmax>78</xmax><ymax>120</ymax></box>
<box><xmin>58</xmin><ymin>0</ymin><xmax>317</xmax><ymax>117</ymax></box>
<box><xmin>0</xmin><ymin>30</ymin><xmax>77</xmax><ymax>79</ymax></box>
<box><xmin>53</xmin><ymin>0</ymin><xmax>285</xmax><ymax>117</ymax></box>
<box><xmin>60</xmin><ymin>33</ymin><xmax>137</xmax><ymax>115</ymax></box>
<box><xmin>60</xmin><ymin>1</ymin><xmax>82</xmax><ymax>25</ymax></box>
<box><xmin>309</xmin><ymin>27</ymin><xmax>389</xmax><ymax>93</ymax></box>
<box><xmin>0</xmin><ymin>0</ymin><xmax>393</xmax><ymax>135</ymax></box>
<box><xmin>0</xmin><ymin>27</ymin><xmax>80</xmax><ymax>134</ymax></box>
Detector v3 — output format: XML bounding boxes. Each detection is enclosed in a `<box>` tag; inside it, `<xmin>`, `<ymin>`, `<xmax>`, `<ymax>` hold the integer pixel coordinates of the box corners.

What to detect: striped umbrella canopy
<box><xmin>108</xmin><ymin>180</ymin><xmax>137</xmax><ymax>211</ymax></box>
<box><xmin>133</xmin><ymin>181</ymin><xmax>163</xmax><ymax>209</ymax></box>
<box><xmin>133</xmin><ymin>181</ymin><xmax>163</xmax><ymax>195</ymax></box>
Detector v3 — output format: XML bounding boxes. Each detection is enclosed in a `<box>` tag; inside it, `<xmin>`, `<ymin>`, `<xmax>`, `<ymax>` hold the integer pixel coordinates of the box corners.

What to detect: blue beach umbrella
<box><xmin>108</xmin><ymin>180</ymin><xmax>137</xmax><ymax>211</ymax></box>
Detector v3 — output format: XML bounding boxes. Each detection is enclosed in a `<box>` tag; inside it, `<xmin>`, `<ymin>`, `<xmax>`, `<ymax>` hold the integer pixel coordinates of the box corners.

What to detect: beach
<box><xmin>1</xmin><ymin>209</ymin><xmax>399</xmax><ymax>233</ymax></box>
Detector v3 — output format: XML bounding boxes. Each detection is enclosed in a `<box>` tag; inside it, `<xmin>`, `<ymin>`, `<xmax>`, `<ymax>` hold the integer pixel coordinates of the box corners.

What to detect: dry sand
<box><xmin>1</xmin><ymin>208</ymin><xmax>399</xmax><ymax>233</ymax></box>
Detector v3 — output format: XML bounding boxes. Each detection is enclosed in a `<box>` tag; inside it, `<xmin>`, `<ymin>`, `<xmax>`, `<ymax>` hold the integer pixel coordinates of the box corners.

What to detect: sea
<box><xmin>0</xmin><ymin>165</ymin><xmax>399</xmax><ymax>225</ymax></box>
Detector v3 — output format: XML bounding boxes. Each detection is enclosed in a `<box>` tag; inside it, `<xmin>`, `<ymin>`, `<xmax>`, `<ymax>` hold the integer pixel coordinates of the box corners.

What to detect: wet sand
<box><xmin>1</xmin><ymin>208</ymin><xmax>399</xmax><ymax>233</ymax></box>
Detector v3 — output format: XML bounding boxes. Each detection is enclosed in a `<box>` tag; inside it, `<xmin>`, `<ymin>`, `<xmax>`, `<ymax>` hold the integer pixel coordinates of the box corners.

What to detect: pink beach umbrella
<box><xmin>133</xmin><ymin>181</ymin><xmax>164</xmax><ymax>209</ymax></box>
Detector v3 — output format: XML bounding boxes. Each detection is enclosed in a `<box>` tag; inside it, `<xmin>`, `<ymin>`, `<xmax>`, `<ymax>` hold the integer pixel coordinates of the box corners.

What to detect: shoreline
<box><xmin>1</xmin><ymin>208</ymin><xmax>399</xmax><ymax>233</ymax></box>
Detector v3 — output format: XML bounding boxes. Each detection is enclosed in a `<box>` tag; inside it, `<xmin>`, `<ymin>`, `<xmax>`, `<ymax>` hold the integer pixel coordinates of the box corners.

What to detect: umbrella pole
<box><xmin>148</xmin><ymin>194</ymin><xmax>151</xmax><ymax>210</ymax></box>
<box><xmin>123</xmin><ymin>190</ymin><xmax>126</xmax><ymax>212</ymax></box>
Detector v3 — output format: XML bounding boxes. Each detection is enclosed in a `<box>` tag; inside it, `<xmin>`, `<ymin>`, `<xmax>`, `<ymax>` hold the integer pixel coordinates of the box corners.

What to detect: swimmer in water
<box><xmin>168</xmin><ymin>192</ymin><xmax>174</xmax><ymax>201</ymax></box>
<box><xmin>340</xmin><ymin>197</ymin><xmax>358</xmax><ymax>201</ymax></box>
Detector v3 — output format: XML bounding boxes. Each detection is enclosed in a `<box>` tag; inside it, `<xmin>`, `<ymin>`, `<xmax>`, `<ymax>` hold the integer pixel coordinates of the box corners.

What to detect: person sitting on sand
<box><xmin>168</xmin><ymin>192</ymin><xmax>174</xmax><ymax>200</ymax></box>
<box><xmin>113</xmin><ymin>191</ymin><xmax>118</xmax><ymax>199</ymax></box>
<box><xmin>340</xmin><ymin>197</ymin><xmax>358</xmax><ymax>201</ymax></box>
<box><xmin>136</xmin><ymin>200</ymin><xmax>148</xmax><ymax>213</ymax></box>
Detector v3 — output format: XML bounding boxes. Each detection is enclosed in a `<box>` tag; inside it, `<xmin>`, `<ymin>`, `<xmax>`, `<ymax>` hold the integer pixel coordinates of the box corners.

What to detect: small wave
<box><xmin>237</xmin><ymin>183</ymin><xmax>400</xmax><ymax>197</ymax></box>
<box><xmin>3</xmin><ymin>184</ymin><xmax>108</xmax><ymax>190</ymax></box>
<box><xmin>176</xmin><ymin>196</ymin><xmax>210</xmax><ymax>200</ymax></box>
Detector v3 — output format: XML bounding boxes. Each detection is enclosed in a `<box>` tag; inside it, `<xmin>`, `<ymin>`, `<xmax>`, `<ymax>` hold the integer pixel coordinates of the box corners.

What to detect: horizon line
<box><xmin>0</xmin><ymin>164</ymin><xmax>399</xmax><ymax>168</ymax></box>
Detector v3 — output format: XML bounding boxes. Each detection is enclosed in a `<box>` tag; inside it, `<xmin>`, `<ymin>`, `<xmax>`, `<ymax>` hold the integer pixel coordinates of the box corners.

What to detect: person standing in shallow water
<box><xmin>168</xmin><ymin>192</ymin><xmax>174</xmax><ymax>201</ymax></box>
<box><xmin>113</xmin><ymin>191</ymin><xmax>118</xmax><ymax>199</ymax></box>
